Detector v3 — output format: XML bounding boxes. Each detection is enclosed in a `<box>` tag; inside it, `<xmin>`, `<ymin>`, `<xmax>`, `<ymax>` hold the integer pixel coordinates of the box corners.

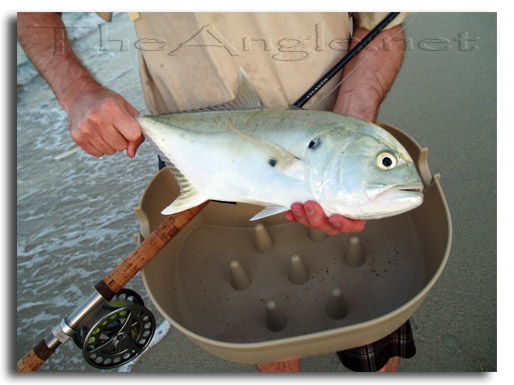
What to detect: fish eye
<box><xmin>377</xmin><ymin>152</ymin><xmax>398</xmax><ymax>170</ymax></box>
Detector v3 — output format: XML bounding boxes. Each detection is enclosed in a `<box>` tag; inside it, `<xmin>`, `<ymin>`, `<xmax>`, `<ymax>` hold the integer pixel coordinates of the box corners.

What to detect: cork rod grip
<box><xmin>17</xmin><ymin>203</ymin><xmax>207</xmax><ymax>372</ymax></box>
<box><xmin>96</xmin><ymin>202</ymin><xmax>209</xmax><ymax>299</ymax></box>
<box><xmin>17</xmin><ymin>340</ymin><xmax>54</xmax><ymax>372</ymax></box>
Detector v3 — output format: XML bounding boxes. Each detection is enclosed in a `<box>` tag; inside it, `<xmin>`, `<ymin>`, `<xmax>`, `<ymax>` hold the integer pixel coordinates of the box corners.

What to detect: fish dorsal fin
<box><xmin>199</xmin><ymin>68</ymin><xmax>265</xmax><ymax>112</ymax></box>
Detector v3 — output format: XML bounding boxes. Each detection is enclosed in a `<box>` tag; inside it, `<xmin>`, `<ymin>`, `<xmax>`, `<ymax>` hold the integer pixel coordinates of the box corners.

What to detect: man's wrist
<box><xmin>333</xmin><ymin>84</ymin><xmax>381</xmax><ymax>122</ymax></box>
<box><xmin>58</xmin><ymin>68</ymin><xmax>103</xmax><ymax>113</ymax></box>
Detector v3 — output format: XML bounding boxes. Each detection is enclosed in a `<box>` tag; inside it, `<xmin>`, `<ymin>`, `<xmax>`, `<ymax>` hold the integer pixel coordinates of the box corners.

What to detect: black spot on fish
<box><xmin>308</xmin><ymin>137</ymin><xmax>321</xmax><ymax>150</ymax></box>
<box><xmin>269</xmin><ymin>159</ymin><xmax>277</xmax><ymax>167</ymax></box>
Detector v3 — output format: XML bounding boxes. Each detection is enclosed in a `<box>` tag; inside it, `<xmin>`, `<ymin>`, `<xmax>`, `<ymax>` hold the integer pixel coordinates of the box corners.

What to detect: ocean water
<box><xmin>16</xmin><ymin>12</ymin><xmax>167</xmax><ymax>371</ymax></box>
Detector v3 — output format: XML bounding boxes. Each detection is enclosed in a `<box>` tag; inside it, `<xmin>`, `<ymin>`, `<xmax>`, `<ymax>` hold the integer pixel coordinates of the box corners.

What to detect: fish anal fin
<box><xmin>159</xmin><ymin>157</ymin><xmax>208</xmax><ymax>215</ymax></box>
<box><xmin>161</xmin><ymin>192</ymin><xmax>208</xmax><ymax>215</ymax></box>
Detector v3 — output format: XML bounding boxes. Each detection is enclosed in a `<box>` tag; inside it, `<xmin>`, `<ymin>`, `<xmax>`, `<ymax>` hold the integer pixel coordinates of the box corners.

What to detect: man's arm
<box><xmin>286</xmin><ymin>23</ymin><xmax>405</xmax><ymax>235</ymax></box>
<box><xmin>333</xmin><ymin>23</ymin><xmax>405</xmax><ymax>122</ymax></box>
<box><xmin>17</xmin><ymin>12</ymin><xmax>143</xmax><ymax>158</ymax></box>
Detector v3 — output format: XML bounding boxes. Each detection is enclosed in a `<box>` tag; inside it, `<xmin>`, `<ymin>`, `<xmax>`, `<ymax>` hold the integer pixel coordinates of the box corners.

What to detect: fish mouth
<box><xmin>395</xmin><ymin>182</ymin><xmax>424</xmax><ymax>194</ymax></box>
<box><xmin>365</xmin><ymin>182</ymin><xmax>424</xmax><ymax>200</ymax></box>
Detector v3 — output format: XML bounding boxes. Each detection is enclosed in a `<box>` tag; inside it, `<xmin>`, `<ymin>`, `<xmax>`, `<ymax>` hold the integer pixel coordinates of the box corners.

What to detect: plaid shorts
<box><xmin>336</xmin><ymin>320</ymin><xmax>416</xmax><ymax>372</ymax></box>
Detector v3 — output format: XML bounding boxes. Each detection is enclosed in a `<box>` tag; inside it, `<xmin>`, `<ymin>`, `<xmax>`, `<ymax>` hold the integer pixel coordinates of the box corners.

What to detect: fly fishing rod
<box><xmin>293</xmin><ymin>12</ymin><xmax>400</xmax><ymax>108</ymax></box>
<box><xmin>17</xmin><ymin>202</ymin><xmax>209</xmax><ymax>372</ymax></box>
<box><xmin>17</xmin><ymin>12</ymin><xmax>401</xmax><ymax>372</ymax></box>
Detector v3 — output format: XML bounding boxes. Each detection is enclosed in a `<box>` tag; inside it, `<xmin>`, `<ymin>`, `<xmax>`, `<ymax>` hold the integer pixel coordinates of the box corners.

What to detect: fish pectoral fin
<box><xmin>225</xmin><ymin>120</ymin><xmax>303</xmax><ymax>177</ymax></box>
<box><xmin>161</xmin><ymin>192</ymin><xmax>208</xmax><ymax>215</ymax></box>
<box><xmin>250</xmin><ymin>206</ymin><xmax>290</xmax><ymax>221</ymax></box>
<box><xmin>364</xmin><ymin>183</ymin><xmax>389</xmax><ymax>200</ymax></box>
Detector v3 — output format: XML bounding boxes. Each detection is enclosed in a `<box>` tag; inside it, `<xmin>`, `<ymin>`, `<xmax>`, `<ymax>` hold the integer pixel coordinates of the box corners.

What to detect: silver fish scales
<box><xmin>136</xmin><ymin>69</ymin><xmax>423</xmax><ymax>221</ymax></box>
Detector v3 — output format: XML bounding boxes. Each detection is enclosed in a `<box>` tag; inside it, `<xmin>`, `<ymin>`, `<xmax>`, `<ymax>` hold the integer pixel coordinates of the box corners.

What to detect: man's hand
<box><xmin>67</xmin><ymin>88</ymin><xmax>144</xmax><ymax>158</ymax></box>
<box><xmin>285</xmin><ymin>201</ymin><xmax>366</xmax><ymax>236</ymax></box>
<box><xmin>17</xmin><ymin>13</ymin><xmax>144</xmax><ymax>158</ymax></box>
<box><xmin>289</xmin><ymin>23</ymin><xmax>405</xmax><ymax>235</ymax></box>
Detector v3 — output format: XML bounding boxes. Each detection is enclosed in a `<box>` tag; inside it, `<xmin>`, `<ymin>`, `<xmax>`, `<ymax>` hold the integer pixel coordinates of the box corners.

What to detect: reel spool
<box><xmin>73</xmin><ymin>289</ymin><xmax>156</xmax><ymax>369</ymax></box>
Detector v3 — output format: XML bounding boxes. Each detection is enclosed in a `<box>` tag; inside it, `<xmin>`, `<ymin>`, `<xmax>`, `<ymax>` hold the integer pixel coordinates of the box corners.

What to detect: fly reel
<box><xmin>72</xmin><ymin>289</ymin><xmax>156</xmax><ymax>369</ymax></box>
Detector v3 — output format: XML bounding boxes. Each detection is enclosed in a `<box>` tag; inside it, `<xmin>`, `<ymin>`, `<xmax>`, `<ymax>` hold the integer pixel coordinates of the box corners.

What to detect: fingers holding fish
<box><xmin>119</xmin><ymin>101</ymin><xmax>145</xmax><ymax>158</ymax></box>
<box><xmin>286</xmin><ymin>201</ymin><xmax>338</xmax><ymax>236</ymax></box>
<box><xmin>287</xmin><ymin>201</ymin><xmax>366</xmax><ymax>235</ymax></box>
<box><xmin>126</xmin><ymin>136</ymin><xmax>146</xmax><ymax>159</ymax></box>
<box><xmin>303</xmin><ymin>201</ymin><xmax>339</xmax><ymax>236</ymax></box>
<box><xmin>98</xmin><ymin>123</ymin><xmax>128</xmax><ymax>152</ymax></box>
<box><xmin>328</xmin><ymin>215</ymin><xmax>366</xmax><ymax>234</ymax></box>
<box><xmin>71</xmin><ymin>121</ymin><xmax>118</xmax><ymax>157</ymax></box>
<box><xmin>286</xmin><ymin>202</ymin><xmax>309</xmax><ymax>227</ymax></box>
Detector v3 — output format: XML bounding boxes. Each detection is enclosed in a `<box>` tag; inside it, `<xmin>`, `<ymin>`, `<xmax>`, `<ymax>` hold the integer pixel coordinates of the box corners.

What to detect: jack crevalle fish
<box><xmin>136</xmin><ymin>68</ymin><xmax>423</xmax><ymax>221</ymax></box>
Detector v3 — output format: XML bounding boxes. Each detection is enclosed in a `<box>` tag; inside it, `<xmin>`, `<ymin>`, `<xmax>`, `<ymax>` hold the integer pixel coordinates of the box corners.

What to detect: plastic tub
<box><xmin>135</xmin><ymin>123</ymin><xmax>452</xmax><ymax>364</ymax></box>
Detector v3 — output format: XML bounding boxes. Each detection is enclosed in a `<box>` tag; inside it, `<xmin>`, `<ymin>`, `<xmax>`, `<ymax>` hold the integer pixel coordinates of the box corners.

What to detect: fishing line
<box><xmin>301</xmin><ymin>13</ymin><xmax>418</xmax><ymax>111</ymax></box>
<box><xmin>423</xmin><ymin>179</ymin><xmax>437</xmax><ymax>193</ymax></box>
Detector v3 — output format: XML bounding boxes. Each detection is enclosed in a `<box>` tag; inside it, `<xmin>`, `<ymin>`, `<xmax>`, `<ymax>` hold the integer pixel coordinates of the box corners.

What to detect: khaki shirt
<box><xmin>97</xmin><ymin>12</ymin><xmax>408</xmax><ymax>114</ymax></box>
